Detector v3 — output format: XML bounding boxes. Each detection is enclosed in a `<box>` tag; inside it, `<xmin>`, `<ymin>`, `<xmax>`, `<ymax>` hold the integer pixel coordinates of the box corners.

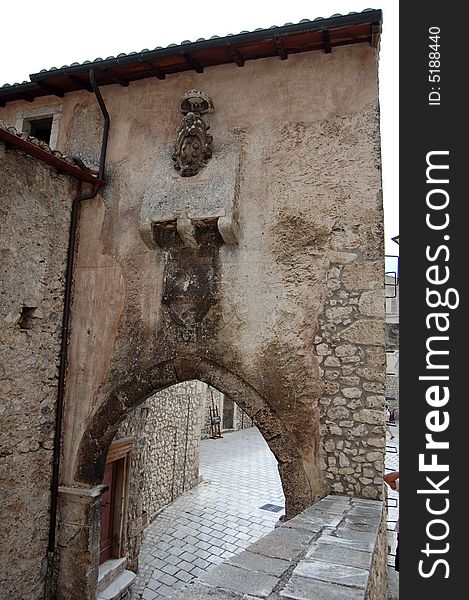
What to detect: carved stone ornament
<box><xmin>172</xmin><ymin>91</ymin><xmax>214</xmax><ymax>177</ymax></box>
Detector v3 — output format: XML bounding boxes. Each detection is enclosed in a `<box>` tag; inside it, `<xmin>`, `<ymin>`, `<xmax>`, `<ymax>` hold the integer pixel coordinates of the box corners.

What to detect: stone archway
<box><xmin>55</xmin><ymin>356</ymin><xmax>318</xmax><ymax>600</ymax></box>
<box><xmin>76</xmin><ymin>355</ymin><xmax>314</xmax><ymax>519</ymax></box>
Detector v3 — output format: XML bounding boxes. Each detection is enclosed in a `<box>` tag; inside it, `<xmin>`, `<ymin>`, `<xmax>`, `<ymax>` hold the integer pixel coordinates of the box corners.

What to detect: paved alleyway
<box><xmin>132</xmin><ymin>428</ymin><xmax>285</xmax><ymax>599</ymax></box>
<box><xmin>133</xmin><ymin>424</ymin><xmax>400</xmax><ymax>599</ymax></box>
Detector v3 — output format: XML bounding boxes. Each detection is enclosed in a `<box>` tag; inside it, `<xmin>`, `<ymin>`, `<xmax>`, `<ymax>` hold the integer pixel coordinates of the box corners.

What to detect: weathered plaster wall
<box><xmin>0</xmin><ymin>43</ymin><xmax>387</xmax><ymax>528</ymax></box>
<box><xmin>0</xmin><ymin>40</ymin><xmax>386</xmax><ymax>600</ymax></box>
<box><xmin>0</xmin><ymin>143</ymin><xmax>77</xmax><ymax>598</ymax></box>
<box><xmin>49</xmin><ymin>44</ymin><xmax>385</xmax><ymax>516</ymax></box>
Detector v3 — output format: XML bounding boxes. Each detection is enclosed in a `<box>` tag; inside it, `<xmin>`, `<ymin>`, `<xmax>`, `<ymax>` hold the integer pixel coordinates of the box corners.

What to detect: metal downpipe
<box><xmin>44</xmin><ymin>69</ymin><xmax>109</xmax><ymax>600</ymax></box>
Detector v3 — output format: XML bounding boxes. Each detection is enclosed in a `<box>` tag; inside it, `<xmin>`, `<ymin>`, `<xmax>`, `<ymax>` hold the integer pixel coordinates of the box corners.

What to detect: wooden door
<box><xmin>99</xmin><ymin>461</ymin><xmax>116</xmax><ymax>564</ymax></box>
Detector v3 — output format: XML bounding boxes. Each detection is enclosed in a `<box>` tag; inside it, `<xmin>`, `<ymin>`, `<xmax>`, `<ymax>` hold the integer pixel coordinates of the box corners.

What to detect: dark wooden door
<box><xmin>222</xmin><ymin>396</ymin><xmax>234</xmax><ymax>430</ymax></box>
<box><xmin>99</xmin><ymin>461</ymin><xmax>116</xmax><ymax>564</ymax></box>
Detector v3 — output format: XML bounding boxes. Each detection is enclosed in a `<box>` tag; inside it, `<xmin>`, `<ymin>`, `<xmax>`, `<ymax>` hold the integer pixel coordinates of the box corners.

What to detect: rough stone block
<box><xmin>293</xmin><ymin>558</ymin><xmax>369</xmax><ymax>589</ymax></box>
<box><xmin>227</xmin><ymin>550</ymin><xmax>291</xmax><ymax>577</ymax></box>
<box><xmin>198</xmin><ymin>563</ymin><xmax>279</xmax><ymax>597</ymax></box>
<box><xmin>340</xmin><ymin>321</ymin><xmax>385</xmax><ymax>346</ymax></box>
<box><xmin>280</xmin><ymin>574</ymin><xmax>364</xmax><ymax>600</ymax></box>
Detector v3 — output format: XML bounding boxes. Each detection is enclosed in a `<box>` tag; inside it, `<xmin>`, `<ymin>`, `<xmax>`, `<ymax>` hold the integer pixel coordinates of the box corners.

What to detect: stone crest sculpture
<box><xmin>172</xmin><ymin>90</ymin><xmax>213</xmax><ymax>177</ymax></box>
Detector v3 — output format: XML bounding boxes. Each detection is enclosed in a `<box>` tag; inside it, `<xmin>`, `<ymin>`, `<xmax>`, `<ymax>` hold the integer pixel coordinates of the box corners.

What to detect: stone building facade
<box><xmin>0</xmin><ymin>137</ymin><xmax>78</xmax><ymax>599</ymax></box>
<box><xmin>0</xmin><ymin>10</ymin><xmax>387</xmax><ymax>600</ymax></box>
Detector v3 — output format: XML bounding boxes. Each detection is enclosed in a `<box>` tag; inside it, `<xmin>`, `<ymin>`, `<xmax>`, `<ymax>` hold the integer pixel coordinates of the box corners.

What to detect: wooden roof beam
<box><xmin>226</xmin><ymin>43</ymin><xmax>245</xmax><ymax>67</ymax></box>
<box><xmin>20</xmin><ymin>92</ymin><xmax>35</xmax><ymax>103</ymax></box>
<box><xmin>36</xmin><ymin>81</ymin><xmax>64</xmax><ymax>98</ymax></box>
<box><xmin>181</xmin><ymin>51</ymin><xmax>204</xmax><ymax>73</ymax></box>
<box><xmin>371</xmin><ymin>23</ymin><xmax>381</xmax><ymax>48</ymax></box>
<box><xmin>105</xmin><ymin>68</ymin><xmax>129</xmax><ymax>87</ymax></box>
<box><xmin>322</xmin><ymin>30</ymin><xmax>332</xmax><ymax>54</ymax></box>
<box><xmin>68</xmin><ymin>75</ymin><xmax>93</xmax><ymax>92</ymax></box>
<box><xmin>272</xmin><ymin>35</ymin><xmax>288</xmax><ymax>60</ymax></box>
<box><xmin>143</xmin><ymin>61</ymin><xmax>166</xmax><ymax>80</ymax></box>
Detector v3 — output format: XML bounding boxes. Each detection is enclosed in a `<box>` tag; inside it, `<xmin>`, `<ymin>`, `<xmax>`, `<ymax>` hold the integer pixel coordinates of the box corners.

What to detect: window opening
<box><xmin>26</xmin><ymin>117</ymin><xmax>53</xmax><ymax>144</ymax></box>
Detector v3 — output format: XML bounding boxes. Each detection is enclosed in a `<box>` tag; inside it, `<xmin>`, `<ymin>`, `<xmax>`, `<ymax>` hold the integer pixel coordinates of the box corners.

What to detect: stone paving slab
<box><xmin>293</xmin><ymin>558</ymin><xmax>369</xmax><ymax>589</ymax></box>
<box><xmin>340</xmin><ymin>514</ymin><xmax>381</xmax><ymax>533</ymax></box>
<box><xmin>167</xmin><ymin>583</ymin><xmax>257</xmax><ymax>599</ymax></box>
<box><xmin>279</xmin><ymin>512</ymin><xmax>340</xmax><ymax>534</ymax></box>
<box><xmin>317</xmin><ymin>530</ymin><xmax>376</xmax><ymax>553</ymax></box>
<box><xmin>246</xmin><ymin>526</ymin><xmax>315</xmax><ymax>561</ymax></box>
<box><xmin>280</xmin><ymin>574</ymin><xmax>364</xmax><ymax>600</ymax></box>
<box><xmin>305</xmin><ymin>541</ymin><xmax>372</xmax><ymax>570</ymax></box>
<box><xmin>226</xmin><ymin>549</ymin><xmax>292</xmax><ymax>577</ymax></box>
<box><xmin>197</xmin><ymin>562</ymin><xmax>279</xmax><ymax>597</ymax></box>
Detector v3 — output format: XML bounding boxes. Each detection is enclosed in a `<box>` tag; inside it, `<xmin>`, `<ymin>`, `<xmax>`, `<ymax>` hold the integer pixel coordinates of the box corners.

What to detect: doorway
<box><xmin>222</xmin><ymin>395</ymin><xmax>234</xmax><ymax>430</ymax></box>
<box><xmin>99</xmin><ymin>462</ymin><xmax>116</xmax><ymax>564</ymax></box>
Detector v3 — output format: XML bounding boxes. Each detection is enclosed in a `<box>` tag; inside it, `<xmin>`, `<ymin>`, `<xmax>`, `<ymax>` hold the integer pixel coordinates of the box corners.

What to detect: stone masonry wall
<box><xmin>234</xmin><ymin>404</ymin><xmax>254</xmax><ymax>433</ymax></box>
<box><xmin>116</xmin><ymin>381</ymin><xmax>204</xmax><ymax>566</ymax></box>
<box><xmin>200</xmin><ymin>388</ymin><xmax>253</xmax><ymax>439</ymax></box>
<box><xmin>316</xmin><ymin>254</ymin><xmax>386</xmax><ymax>500</ymax></box>
<box><xmin>0</xmin><ymin>143</ymin><xmax>77</xmax><ymax>598</ymax></box>
<box><xmin>385</xmin><ymin>275</ymin><xmax>399</xmax><ymax>408</ymax></box>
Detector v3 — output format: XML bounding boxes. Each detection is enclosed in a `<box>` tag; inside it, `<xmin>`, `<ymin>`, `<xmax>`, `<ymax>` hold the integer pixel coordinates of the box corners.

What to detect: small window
<box><xmin>16</xmin><ymin>105</ymin><xmax>61</xmax><ymax>150</ymax></box>
<box><xmin>27</xmin><ymin>117</ymin><xmax>53</xmax><ymax>144</ymax></box>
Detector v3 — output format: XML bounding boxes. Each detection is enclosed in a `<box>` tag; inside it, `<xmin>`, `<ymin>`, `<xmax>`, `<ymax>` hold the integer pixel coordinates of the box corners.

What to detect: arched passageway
<box><xmin>57</xmin><ymin>356</ymin><xmax>323</xmax><ymax>600</ymax></box>
<box><xmin>76</xmin><ymin>356</ymin><xmax>314</xmax><ymax>519</ymax></box>
<box><xmin>77</xmin><ymin>373</ymin><xmax>294</xmax><ymax>599</ymax></box>
<box><xmin>125</xmin><ymin>396</ymin><xmax>284</xmax><ymax>598</ymax></box>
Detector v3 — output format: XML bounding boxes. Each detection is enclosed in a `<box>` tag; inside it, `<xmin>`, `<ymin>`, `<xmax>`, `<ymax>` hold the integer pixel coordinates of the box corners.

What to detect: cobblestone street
<box><xmin>132</xmin><ymin>428</ymin><xmax>284</xmax><ymax>599</ymax></box>
<box><xmin>133</xmin><ymin>424</ymin><xmax>400</xmax><ymax>599</ymax></box>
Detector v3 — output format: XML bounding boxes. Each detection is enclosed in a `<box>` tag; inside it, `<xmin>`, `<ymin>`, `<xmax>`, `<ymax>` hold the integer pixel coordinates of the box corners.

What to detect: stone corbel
<box><xmin>176</xmin><ymin>212</ymin><xmax>198</xmax><ymax>248</ymax></box>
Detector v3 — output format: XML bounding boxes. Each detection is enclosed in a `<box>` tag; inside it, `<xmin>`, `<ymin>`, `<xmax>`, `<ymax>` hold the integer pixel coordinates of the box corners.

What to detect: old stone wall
<box><xmin>0</xmin><ymin>142</ymin><xmax>77</xmax><ymax>598</ymax></box>
<box><xmin>385</xmin><ymin>274</ymin><xmax>399</xmax><ymax>409</ymax></box>
<box><xmin>234</xmin><ymin>404</ymin><xmax>254</xmax><ymax>434</ymax></box>
<box><xmin>200</xmin><ymin>388</ymin><xmax>253</xmax><ymax>439</ymax></box>
<box><xmin>316</xmin><ymin>254</ymin><xmax>386</xmax><ymax>500</ymax></box>
<box><xmin>116</xmin><ymin>381</ymin><xmax>204</xmax><ymax>565</ymax></box>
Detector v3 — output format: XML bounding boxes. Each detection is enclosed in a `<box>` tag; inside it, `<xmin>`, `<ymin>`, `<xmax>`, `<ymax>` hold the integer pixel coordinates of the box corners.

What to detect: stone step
<box><xmin>97</xmin><ymin>558</ymin><xmax>127</xmax><ymax>595</ymax></box>
<box><xmin>97</xmin><ymin>569</ymin><xmax>136</xmax><ymax>600</ymax></box>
